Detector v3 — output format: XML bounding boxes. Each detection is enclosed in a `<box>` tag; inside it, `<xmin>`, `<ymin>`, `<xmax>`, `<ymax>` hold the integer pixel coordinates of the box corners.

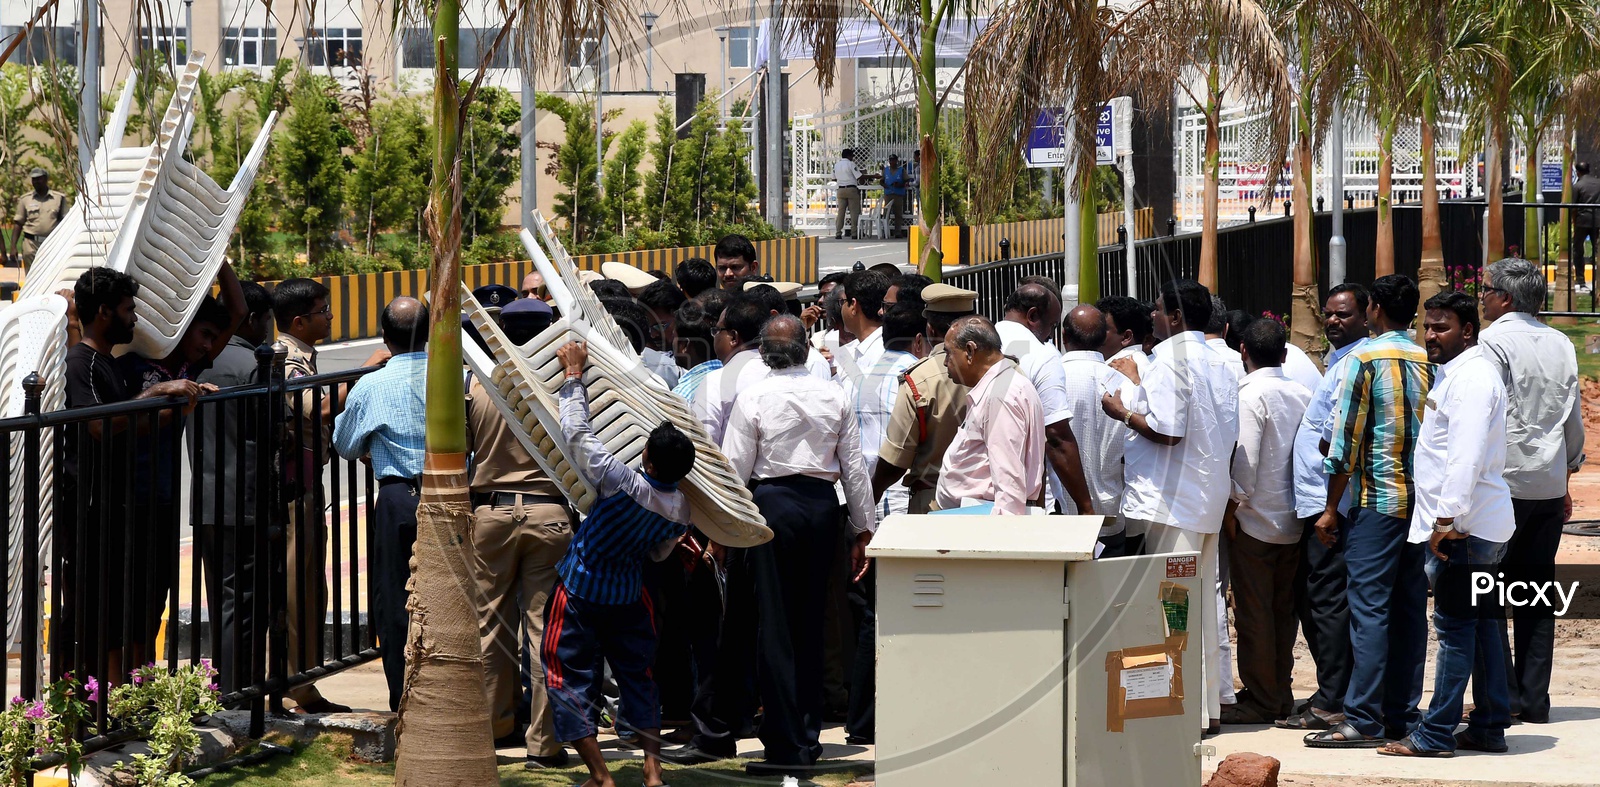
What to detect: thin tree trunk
<box><xmin>1487</xmin><ymin>119</ymin><xmax>1505</xmax><ymax>261</ymax></box>
<box><xmin>916</xmin><ymin>0</ymin><xmax>943</xmax><ymax>280</ymax></box>
<box><xmin>1523</xmin><ymin>132</ymin><xmax>1540</xmax><ymax>262</ymax></box>
<box><xmin>1199</xmin><ymin>61</ymin><xmax>1220</xmax><ymax>289</ymax></box>
<box><xmin>393</xmin><ymin>9</ymin><xmax>498</xmax><ymax>785</ymax></box>
<box><xmin>1290</xmin><ymin>118</ymin><xmax>1318</xmax><ymax>355</ymax></box>
<box><xmin>1554</xmin><ymin>135</ymin><xmax>1575</xmax><ymax>325</ymax></box>
<box><xmin>1078</xmin><ymin>165</ymin><xmax>1099</xmax><ymax>304</ymax></box>
<box><xmin>1418</xmin><ymin>105</ymin><xmax>1447</xmax><ymax>306</ymax></box>
<box><xmin>1375</xmin><ymin>116</ymin><xmax>1395</xmax><ymax>277</ymax></box>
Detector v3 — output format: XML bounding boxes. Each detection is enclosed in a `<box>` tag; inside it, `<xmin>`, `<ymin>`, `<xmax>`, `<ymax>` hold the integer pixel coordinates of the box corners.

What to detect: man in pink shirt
<box><xmin>935</xmin><ymin>315</ymin><xmax>1046</xmax><ymax>514</ymax></box>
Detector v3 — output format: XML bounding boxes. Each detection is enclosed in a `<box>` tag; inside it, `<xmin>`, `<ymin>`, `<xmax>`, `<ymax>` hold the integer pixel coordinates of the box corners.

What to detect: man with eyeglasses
<box><xmin>639</xmin><ymin>279</ymin><xmax>687</xmax><ymax>388</ymax></box>
<box><xmin>520</xmin><ymin>271</ymin><xmax>548</xmax><ymax>301</ymax></box>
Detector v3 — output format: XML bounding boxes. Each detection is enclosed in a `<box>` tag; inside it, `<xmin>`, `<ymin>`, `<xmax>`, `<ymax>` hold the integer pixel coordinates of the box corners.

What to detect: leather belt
<box><xmin>472</xmin><ymin>491</ymin><xmax>568</xmax><ymax>509</ymax></box>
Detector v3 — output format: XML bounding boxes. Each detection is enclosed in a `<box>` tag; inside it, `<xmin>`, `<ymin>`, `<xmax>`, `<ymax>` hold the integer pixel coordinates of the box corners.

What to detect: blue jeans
<box><xmin>1412</xmin><ymin>535</ymin><xmax>1512</xmax><ymax>752</ymax></box>
<box><xmin>1341</xmin><ymin>507</ymin><xmax>1429</xmax><ymax>737</ymax></box>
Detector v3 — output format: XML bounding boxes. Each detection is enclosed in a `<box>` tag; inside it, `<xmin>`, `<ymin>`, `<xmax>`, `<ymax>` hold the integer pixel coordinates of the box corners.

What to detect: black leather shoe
<box><xmin>524</xmin><ymin>751</ymin><xmax>570</xmax><ymax>769</ymax></box>
<box><xmin>844</xmin><ymin>734</ymin><xmax>873</xmax><ymax>746</ymax></box>
<box><xmin>662</xmin><ymin>745</ymin><xmax>734</xmax><ymax>765</ymax></box>
<box><xmin>493</xmin><ymin>730</ymin><xmax>525</xmax><ymax>749</ymax></box>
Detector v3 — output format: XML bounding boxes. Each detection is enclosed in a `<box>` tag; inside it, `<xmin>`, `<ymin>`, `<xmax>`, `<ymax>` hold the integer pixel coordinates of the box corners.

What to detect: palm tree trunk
<box><xmin>1417</xmin><ymin>105</ymin><xmax>1446</xmax><ymax>305</ymax></box>
<box><xmin>1523</xmin><ymin>133</ymin><xmax>1540</xmax><ymax>262</ymax></box>
<box><xmin>393</xmin><ymin>7</ymin><xmax>498</xmax><ymax>785</ymax></box>
<box><xmin>1079</xmin><ymin>164</ymin><xmax>1099</xmax><ymax>303</ymax></box>
<box><xmin>1199</xmin><ymin>62</ymin><xmax>1221</xmax><ymax>289</ymax></box>
<box><xmin>916</xmin><ymin>0</ymin><xmax>943</xmax><ymax>281</ymax></box>
<box><xmin>1554</xmin><ymin>135</ymin><xmax>1575</xmax><ymax>324</ymax></box>
<box><xmin>1375</xmin><ymin>115</ymin><xmax>1395</xmax><ymax>277</ymax></box>
<box><xmin>1290</xmin><ymin>120</ymin><xmax>1318</xmax><ymax>355</ymax></box>
<box><xmin>1486</xmin><ymin>120</ymin><xmax>1505</xmax><ymax>261</ymax></box>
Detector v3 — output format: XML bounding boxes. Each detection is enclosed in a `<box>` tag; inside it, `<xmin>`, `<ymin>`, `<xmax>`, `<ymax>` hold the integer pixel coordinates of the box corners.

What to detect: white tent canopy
<box><xmin>754</xmin><ymin>17</ymin><xmax>988</xmax><ymax>69</ymax></box>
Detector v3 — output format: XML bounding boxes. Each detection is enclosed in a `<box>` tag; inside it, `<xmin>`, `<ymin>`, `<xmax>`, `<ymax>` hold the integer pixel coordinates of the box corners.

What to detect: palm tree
<box><xmin>1347</xmin><ymin>2</ymin><xmax>1409</xmax><ymax>279</ymax></box>
<box><xmin>388</xmin><ymin>3</ymin><xmax>642</xmax><ymax>784</ymax></box>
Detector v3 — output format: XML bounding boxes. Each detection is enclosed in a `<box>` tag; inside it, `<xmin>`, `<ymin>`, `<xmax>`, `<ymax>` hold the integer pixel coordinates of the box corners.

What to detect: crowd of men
<box><xmin>52</xmin><ymin>225</ymin><xmax>1585</xmax><ymax>779</ymax></box>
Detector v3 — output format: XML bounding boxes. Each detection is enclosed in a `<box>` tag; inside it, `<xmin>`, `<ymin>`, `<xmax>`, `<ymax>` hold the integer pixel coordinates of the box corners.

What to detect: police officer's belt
<box><xmin>472</xmin><ymin>491</ymin><xmax>569</xmax><ymax>509</ymax></box>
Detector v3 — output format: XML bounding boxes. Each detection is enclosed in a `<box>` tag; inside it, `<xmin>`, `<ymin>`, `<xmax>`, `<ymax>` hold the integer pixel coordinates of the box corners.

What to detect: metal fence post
<box><xmin>1167</xmin><ymin>216</ymin><xmax>1176</xmax><ymax>237</ymax></box>
<box><xmin>21</xmin><ymin>373</ymin><xmax>43</xmax><ymax>701</ymax></box>
<box><xmin>999</xmin><ymin>238</ymin><xmax>1011</xmax><ymax>261</ymax></box>
<box><xmin>1248</xmin><ymin>206</ymin><xmax>1256</xmax><ymax>223</ymax></box>
<box><xmin>255</xmin><ymin>343</ymin><xmax>286</xmax><ymax>734</ymax></box>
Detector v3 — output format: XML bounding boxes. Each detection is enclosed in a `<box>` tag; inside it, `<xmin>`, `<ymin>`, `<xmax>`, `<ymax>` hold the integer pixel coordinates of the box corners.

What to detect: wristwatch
<box><xmin>1122</xmin><ymin>409</ymin><xmax>1135</xmax><ymax>426</ymax></box>
<box><xmin>1432</xmin><ymin>520</ymin><xmax>1456</xmax><ymax>534</ymax></box>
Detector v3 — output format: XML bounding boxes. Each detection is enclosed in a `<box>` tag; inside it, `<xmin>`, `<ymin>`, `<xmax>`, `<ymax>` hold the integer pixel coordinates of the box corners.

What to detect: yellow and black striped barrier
<box><xmin>265</xmin><ymin>236</ymin><xmax>819</xmax><ymax>343</ymax></box>
<box><xmin>910</xmin><ymin>209</ymin><xmax>1155</xmax><ymax>268</ymax></box>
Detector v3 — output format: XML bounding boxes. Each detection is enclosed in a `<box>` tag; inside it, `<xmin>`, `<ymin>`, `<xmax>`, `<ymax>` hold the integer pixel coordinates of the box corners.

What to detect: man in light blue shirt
<box><xmin>332</xmin><ymin>296</ymin><xmax>428</xmax><ymax>711</ymax></box>
<box><xmin>1282</xmin><ymin>283</ymin><xmax>1369</xmax><ymax>731</ymax></box>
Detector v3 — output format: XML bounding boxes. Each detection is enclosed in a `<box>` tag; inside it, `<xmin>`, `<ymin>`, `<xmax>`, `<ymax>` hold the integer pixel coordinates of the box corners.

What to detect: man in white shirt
<box><xmin>1101</xmin><ymin>278</ymin><xmax>1240</xmax><ymax>734</ymax></box>
<box><xmin>1098</xmin><ymin>295</ymin><xmax>1154</xmax><ymax>383</ymax></box>
<box><xmin>708</xmin><ymin>314</ymin><xmax>875</xmax><ymax>774</ymax></box>
<box><xmin>691</xmin><ymin>293</ymin><xmax>832</xmax><ymax>443</ymax></box>
<box><xmin>1283</xmin><ymin>342</ymin><xmax>1323</xmax><ymax>393</ymax></box>
<box><xmin>834</xmin><ymin>148</ymin><xmax>874</xmax><ymax>240</ymax></box>
<box><xmin>1477</xmin><ymin>257</ymin><xmax>1586</xmax><ymax>724</ymax></box>
<box><xmin>852</xmin><ymin>305</ymin><xmax>921</xmax><ymax>519</ymax></box>
<box><xmin>1205</xmin><ymin>296</ymin><xmax>1246</xmax><ymax>383</ymax></box>
<box><xmin>997</xmin><ymin>282</ymin><xmax>1095</xmax><ymax>514</ymax></box>
<box><xmin>1059</xmin><ymin>304</ymin><xmax>1133</xmax><ymax>554</ymax></box>
<box><xmin>835</xmin><ymin>269</ymin><xmax>891</xmax><ymax>385</ymax></box>
<box><xmin>1224</xmin><ymin>319</ymin><xmax>1312</xmax><ymax>725</ymax></box>
<box><xmin>1379</xmin><ymin>291</ymin><xmax>1514</xmax><ymax>758</ymax></box>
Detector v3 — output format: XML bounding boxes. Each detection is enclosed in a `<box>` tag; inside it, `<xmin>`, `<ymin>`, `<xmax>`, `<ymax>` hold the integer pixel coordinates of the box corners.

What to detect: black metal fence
<box><xmin>0</xmin><ymin>346</ymin><xmax>379</xmax><ymax>750</ymax></box>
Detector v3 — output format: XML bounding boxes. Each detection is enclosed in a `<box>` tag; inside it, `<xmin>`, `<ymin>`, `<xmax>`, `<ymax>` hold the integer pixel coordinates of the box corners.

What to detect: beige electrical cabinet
<box><xmin>869</xmin><ymin>514</ymin><xmax>1204</xmax><ymax>787</ymax></box>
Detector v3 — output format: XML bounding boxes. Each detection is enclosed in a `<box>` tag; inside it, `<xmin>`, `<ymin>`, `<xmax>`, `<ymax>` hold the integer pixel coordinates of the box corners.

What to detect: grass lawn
<box><xmin>196</xmin><ymin>737</ymin><xmax>873</xmax><ymax>787</ymax></box>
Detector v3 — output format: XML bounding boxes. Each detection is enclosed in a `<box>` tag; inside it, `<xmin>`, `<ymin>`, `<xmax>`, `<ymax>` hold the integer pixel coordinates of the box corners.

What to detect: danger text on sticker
<box><xmin>1166</xmin><ymin>556</ymin><xmax>1197</xmax><ymax>578</ymax></box>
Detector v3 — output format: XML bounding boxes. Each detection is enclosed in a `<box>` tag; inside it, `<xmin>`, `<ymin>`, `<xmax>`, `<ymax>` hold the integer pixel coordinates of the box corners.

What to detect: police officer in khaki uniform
<box><xmin>10</xmin><ymin>168</ymin><xmax>67</xmax><ymax>265</ymax></box>
<box><xmin>465</xmin><ymin>298</ymin><xmax>575</xmax><ymax>769</ymax></box>
<box><xmin>871</xmin><ymin>283</ymin><xmax>977</xmax><ymax>514</ymax></box>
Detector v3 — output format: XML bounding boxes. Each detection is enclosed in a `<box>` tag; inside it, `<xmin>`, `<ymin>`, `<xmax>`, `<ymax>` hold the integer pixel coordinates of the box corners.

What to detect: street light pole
<box><xmin>183</xmin><ymin>0</ymin><xmax>193</xmax><ymax>63</ymax></box>
<box><xmin>764</xmin><ymin>4</ymin><xmax>783</xmax><ymax>227</ymax></box>
<box><xmin>716</xmin><ymin>26</ymin><xmax>728</xmax><ymax>117</ymax></box>
<box><xmin>1329</xmin><ymin>100</ymin><xmax>1347</xmax><ymax>285</ymax></box>
<box><xmin>521</xmin><ymin>42</ymin><xmax>537</xmax><ymax>228</ymax></box>
<box><xmin>641</xmin><ymin>11</ymin><xmax>658</xmax><ymax>93</ymax></box>
<box><xmin>79</xmin><ymin>0</ymin><xmax>101</xmax><ymax>178</ymax></box>
<box><xmin>595</xmin><ymin>31</ymin><xmax>605</xmax><ymax>192</ymax></box>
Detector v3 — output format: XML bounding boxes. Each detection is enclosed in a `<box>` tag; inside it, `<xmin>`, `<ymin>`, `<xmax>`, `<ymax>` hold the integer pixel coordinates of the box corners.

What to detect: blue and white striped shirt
<box><xmin>557</xmin><ymin>377</ymin><xmax>690</xmax><ymax>604</ymax></box>
<box><xmin>332</xmin><ymin>351</ymin><xmax>428</xmax><ymax>480</ymax></box>
<box><xmin>672</xmin><ymin>359</ymin><xmax>723</xmax><ymax>403</ymax></box>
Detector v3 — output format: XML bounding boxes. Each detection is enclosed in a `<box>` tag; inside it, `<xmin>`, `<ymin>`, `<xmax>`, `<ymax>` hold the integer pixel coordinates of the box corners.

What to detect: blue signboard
<box><xmin>1025</xmin><ymin>104</ymin><xmax>1116</xmax><ymax>168</ymax></box>
<box><xmin>1541</xmin><ymin>163</ymin><xmax>1564</xmax><ymax>192</ymax></box>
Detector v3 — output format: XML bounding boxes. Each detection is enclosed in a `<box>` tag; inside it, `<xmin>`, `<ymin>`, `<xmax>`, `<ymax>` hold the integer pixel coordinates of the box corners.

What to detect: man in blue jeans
<box><xmin>1379</xmin><ymin>291</ymin><xmax>1514</xmax><ymax>757</ymax></box>
<box><xmin>1305</xmin><ymin>275</ymin><xmax>1435</xmax><ymax>748</ymax></box>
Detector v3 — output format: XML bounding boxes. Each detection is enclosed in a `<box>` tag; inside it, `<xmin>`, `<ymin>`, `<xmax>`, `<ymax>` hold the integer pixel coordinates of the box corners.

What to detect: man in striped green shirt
<box><xmin>1305</xmin><ymin>274</ymin><xmax>1436</xmax><ymax>749</ymax></box>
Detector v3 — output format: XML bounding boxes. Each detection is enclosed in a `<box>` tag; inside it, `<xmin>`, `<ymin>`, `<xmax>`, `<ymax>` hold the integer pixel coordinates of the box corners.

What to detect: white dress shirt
<box><xmin>996</xmin><ymin>320</ymin><xmax>1073</xmax><ymax>509</ymax></box>
<box><xmin>850</xmin><ymin>347</ymin><xmax>919</xmax><ymax>519</ymax></box>
<box><xmin>691</xmin><ymin>348</ymin><xmax>837</xmax><ymax>444</ymax></box>
<box><xmin>1478</xmin><ymin>312</ymin><xmax>1586</xmax><ymax>500</ymax></box>
<box><xmin>1232</xmin><ymin>367</ymin><xmax>1313</xmax><ymax>545</ymax></box>
<box><xmin>1407</xmin><ymin>346</ymin><xmax>1515</xmax><ymax>544</ymax></box>
<box><xmin>835</xmin><ymin>326</ymin><xmax>884</xmax><ymax>385</ymax></box>
<box><xmin>835</xmin><ymin>158</ymin><xmax>862</xmax><ymax>188</ymax></box>
<box><xmin>1120</xmin><ymin>331</ymin><xmax>1241</xmax><ymax>533</ymax></box>
<box><xmin>1282</xmin><ymin>342</ymin><xmax>1322</xmax><ymax>394</ymax></box>
<box><xmin>1207</xmin><ymin>336</ymin><xmax>1246</xmax><ymax>383</ymax></box>
<box><xmin>1110</xmin><ymin>345</ymin><xmax>1153</xmax><ymax>380</ymax></box>
<box><xmin>642</xmin><ymin>347</ymin><xmax>682</xmax><ymax>389</ymax></box>
<box><xmin>721</xmin><ymin>367</ymin><xmax>877</xmax><ymax>534</ymax></box>
<box><xmin>1060</xmin><ymin>350</ymin><xmax>1132</xmax><ymax>535</ymax></box>
<box><xmin>1291</xmin><ymin>337</ymin><xmax>1369</xmax><ymax>518</ymax></box>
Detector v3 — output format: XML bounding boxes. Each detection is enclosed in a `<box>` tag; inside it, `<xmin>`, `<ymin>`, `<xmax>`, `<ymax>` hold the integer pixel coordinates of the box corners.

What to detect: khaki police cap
<box><xmin>744</xmin><ymin>280</ymin><xmax>802</xmax><ymax>299</ymax></box>
<box><xmin>601</xmin><ymin>261</ymin><xmax>658</xmax><ymax>295</ymax></box>
<box><xmin>576</xmin><ymin>269</ymin><xmax>604</xmax><ymax>287</ymax></box>
<box><xmin>921</xmin><ymin>283</ymin><xmax>979</xmax><ymax>315</ymax></box>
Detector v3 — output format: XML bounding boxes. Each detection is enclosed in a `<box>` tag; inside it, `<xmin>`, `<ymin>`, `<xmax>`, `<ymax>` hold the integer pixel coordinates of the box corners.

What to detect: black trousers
<box><xmin>1478</xmin><ymin>497</ymin><xmax>1565</xmax><ymax>719</ymax></box>
<box><xmin>645</xmin><ymin>537</ymin><xmax>723</xmax><ymax>724</ymax></box>
<box><xmin>1295</xmin><ymin>516</ymin><xmax>1353</xmax><ymax>714</ymax></box>
<box><xmin>198</xmin><ymin>523</ymin><xmax>257</xmax><ymax>694</ymax></box>
<box><xmin>374</xmin><ymin>478</ymin><xmax>420</xmax><ymax>712</ymax></box>
<box><xmin>845</xmin><ymin>559</ymin><xmax>875</xmax><ymax>741</ymax></box>
<box><xmin>689</xmin><ymin>476</ymin><xmax>840</xmax><ymax>765</ymax></box>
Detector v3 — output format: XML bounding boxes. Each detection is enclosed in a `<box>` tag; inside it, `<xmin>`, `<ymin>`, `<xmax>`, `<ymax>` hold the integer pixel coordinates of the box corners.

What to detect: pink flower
<box><xmin>10</xmin><ymin>697</ymin><xmax>24</xmax><ymax>708</ymax></box>
<box><xmin>84</xmin><ymin>677</ymin><xmax>99</xmax><ymax>703</ymax></box>
<box><xmin>206</xmin><ymin>683</ymin><xmax>219</xmax><ymax>693</ymax></box>
<box><xmin>25</xmin><ymin>701</ymin><xmax>46</xmax><ymax>720</ymax></box>
<box><xmin>132</xmin><ymin>675</ymin><xmax>142</xmax><ymax>685</ymax></box>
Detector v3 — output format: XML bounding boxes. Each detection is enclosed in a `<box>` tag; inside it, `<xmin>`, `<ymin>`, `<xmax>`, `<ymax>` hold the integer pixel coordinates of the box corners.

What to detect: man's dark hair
<box><xmin>714</xmin><ymin>234</ymin><xmax>757</xmax><ymax>264</ymax></box>
<box><xmin>646</xmin><ymin>421</ymin><xmax>696</xmax><ymax>484</ymax></box>
<box><xmin>271</xmin><ymin>277</ymin><xmax>329</xmax><ymax>330</ymax></box>
<box><xmin>1424</xmin><ymin>290</ymin><xmax>1480</xmax><ymax>337</ymax></box>
<box><xmin>1369</xmin><ymin>274</ymin><xmax>1421</xmax><ymax>326</ymax></box>
<box><xmin>1096</xmin><ymin>295</ymin><xmax>1151</xmax><ymax>342</ymax></box>
<box><xmin>675</xmin><ymin>299</ymin><xmax>717</xmax><ymax>356</ymax></box>
<box><xmin>883</xmin><ymin>304</ymin><xmax>924</xmax><ymax>352</ymax></box>
<box><xmin>240</xmin><ymin>280</ymin><xmax>273</xmax><ymax>319</ymax></box>
<box><xmin>842</xmin><ymin>270</ymin><xmax>890</xmax><ymax>322</ymax></box>
<box><xmin>1224</xmin><ymin>310</ymin><xmax>1254</xmax><ymax>352</ymax></box>
<box><xmin>841</xmin><ymin>147</ymin><xmax>855</xmax><ymax>159</ymax></box>
<box><xmin>73</xmin><ymin>267</ymin><xmax>138</xmax><ymax>324</ymax></box>
<box><xmin>1327</xmin><ymin>282</ymin><xmax>1370</xmax><ymax>312</ymax></box>
<box><xmin>1205</xmin><ymin>296</ymin><xmax>1229</xmax><ymax>335</ymax></box>
<box><xmin>926</xmin><ymin>308</ymin><xmax>965</xmax><ymax>343</ymax></box>
<box><xmin>381</xmin><ymin>299</ymin><xmax>430</xmax><ymax>353</ymax></box>
<box><xmin>744</xmin><ymin>283</ymin><xmax>793</xmax><ymax>319</ymax></box>
<box><xmin>1019</xmin><ymin>274</ymin><xmax>1061</xmax><ymax>304</ymax></box>
<box><xmin>193</xmin><ymin>295</ymin><xmax>234</xmax><ymax>329</ymax></box>
<box><xmin>721</xmin><ymin>293</ymin><xmax>769</xmax><ymax>346</ymax></box>
<box><xmin>599</xmin><ymin>296</ymin><xmax>652</xmax><ymax>353</ymax></box>
<box><xmin>589</xmin><ymin>279</ymin><xmax>631</xmax><ymax>300</ymax></box>
<box><xmin>1157</xmin><ymin>278</ymin><xmax>1213</xmax><ymax>332</ymax></box>
<box><xmin>818</xmin><ymin>271</ymin><xmax>848</xmax><ymax>289</ymax></box>
<box><xmin>693</xmin><ymin>288</ymin><xmax>731</xmax><ymax>322</ymax></box>
<box><xmin>639</xmin><ymin>279</ymin><xmax>687</xmax><ymax>315</ymax></box>
<box><xmin>675</xmin><ymin>258</ymin><xmax>718</xmax><ymax>297</ymax></box>
<box><xmin>1579</xmin><ymin>161</ymin><xmax>1591</xmax><ymax>176</ymax></box>
<box><xmin>1004</xmin><ymin>283</ymin><xmax>1056</xmax><ymax>321</ymax></box>
<box><xmin>1240</xmin><ymin>318</ymin><xmax>1286</xmax><ymax>368</ymax></box>
<box><xmin>893</xmin><ymin>273</ymin><xmax>932</xmax><ymax>312</ymax></box>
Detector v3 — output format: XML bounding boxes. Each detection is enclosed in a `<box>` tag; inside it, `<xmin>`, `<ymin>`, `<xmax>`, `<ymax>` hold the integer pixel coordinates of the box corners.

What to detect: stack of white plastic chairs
<box><xmin>461</xmin><ymin>212</ymin><xmax>772</xmax><ymax>548</ymax></box>
<box><xmin>0</xmin><ymin>53</ymin><xmax>277</xmax><ymax>649</ymax></box>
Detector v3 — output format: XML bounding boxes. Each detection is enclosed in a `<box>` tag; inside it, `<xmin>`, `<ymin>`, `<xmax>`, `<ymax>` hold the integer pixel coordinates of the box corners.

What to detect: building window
<box><xmin>0</xmin><ymin>25</ymin><xmax>77</xmax><ymax>65</ymax></box>
<box><xmin>309</xmin><ymin>27</ymin><xmax>362</xmax><ymax>67</ymax></box>
<box><xmin>728</xmin><ymin>26</ymin><xmax>751</xmax><ymax>68</ymax></box>
<box><xmin>222</xmin><ymin>27</ymin><xmax>278</xmax><ymax>67</ymax></box>
<box><xmin>565</xmin><ymin>37</ymin><xmax>600</xmax><ymax>69</ymax></box>
<box><xmin>139</xmin><ymin>27</ymin><xmax>188</xmax><ymax>65</ymax></box>
<box><xmin>402</xmin><ymin>28</ymin><xmax>512</xmax><ymax>70</ymax></box>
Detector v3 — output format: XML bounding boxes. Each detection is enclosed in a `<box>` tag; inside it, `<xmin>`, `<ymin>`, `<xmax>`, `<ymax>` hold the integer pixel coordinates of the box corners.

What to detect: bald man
<box><xmin>1060</xmin><ymin>304</ymin><xmax>1135</xmax><ymax>554</ymax></box>
<box><xmin>332</xmin><ymin>296</ymin><xmax>430</xmax><ymax>710</ymax></box>
<box><xmin>522</xmin><ymin>271</ymin><xmax>547</xmax><ymax>300</ymax></box>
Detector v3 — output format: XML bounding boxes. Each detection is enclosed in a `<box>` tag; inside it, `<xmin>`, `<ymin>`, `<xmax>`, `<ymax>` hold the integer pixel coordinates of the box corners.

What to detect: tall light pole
<box><xmin>641</xmin><ymin>11</ymin><xmax>658</xmax><ymax>92</ymax></box>
<box><xmin>1329</xmin><ymin>101</ymin><xmax>1347</xmax><ymax>285</ymax></box>
<box><xmin>716</xmin><ymin>26</ymin><xmax>728</xmax><ymax>116</ymax></box>
<box><xmin>764</xmin><ymin>4</ymin><xmax>783</xmax><ymax>227</ymax></box>
<box><xmin>595</xmin><ymin>31</ymin><xmax>605</xmax><ymax>192</ymax></box>
<box><xmin>183</xmin><ymin>0</ymin><xmax>193</xmax><ymax>63</ymax></box>
<box><xmin>79</xmin><ymin>0</ymin><xmax>101</xmax><ymax>178</ymax></box>
<box><xmin>521</xmin><ymin>42</ymin><xmax>537</xmax><ymax>228</ymax></box>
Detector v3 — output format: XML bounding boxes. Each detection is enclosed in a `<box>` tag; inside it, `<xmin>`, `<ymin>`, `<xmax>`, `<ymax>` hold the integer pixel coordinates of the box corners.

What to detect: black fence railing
<box><xmin>0</xmin><ymin>346</ymin><xmax>379</xmax><ymax>750</ymax></box>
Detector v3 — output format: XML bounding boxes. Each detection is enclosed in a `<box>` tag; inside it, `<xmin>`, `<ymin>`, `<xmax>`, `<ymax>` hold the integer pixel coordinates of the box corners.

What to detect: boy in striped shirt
<box><xmin>545</xmin><ymin>341</ymin><xmax>696</xmax><ymax>787</ymax></box>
